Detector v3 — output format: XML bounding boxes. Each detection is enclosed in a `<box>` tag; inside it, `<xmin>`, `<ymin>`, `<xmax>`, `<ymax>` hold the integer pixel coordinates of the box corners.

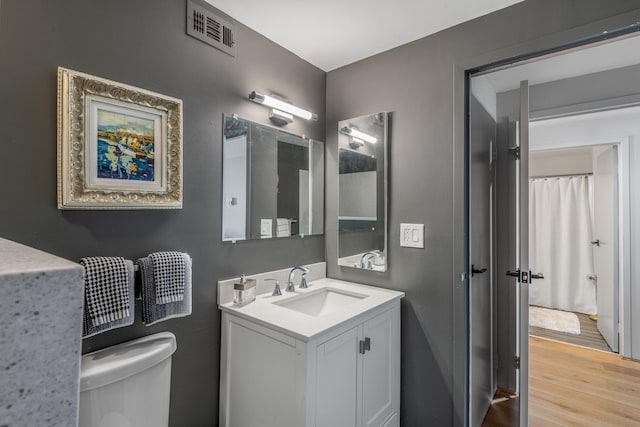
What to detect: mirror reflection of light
<box><xmin>340</xmin><ymin>126</ymin><xmax>377</xmax><ymax>144</ymax></box>
<box><xmin>271</xmin><ymin>109</ymin><xmax>293</xmax><ymax>121</ymax></box>
<box><xmin>349</xmin><ymin>128</ymin><xmax>377</xmax><ymax>144</ymax></box>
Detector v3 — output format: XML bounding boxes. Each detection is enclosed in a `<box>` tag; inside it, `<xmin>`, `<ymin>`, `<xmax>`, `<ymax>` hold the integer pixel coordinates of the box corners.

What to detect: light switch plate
<box><xmin>400</xmin><ymin>223</ymin><xmax>424</xmax><ymax>248</ymax></box>
<box><xmin>260</xmin><ymin>219</ymin><xmax>272</xmax><ymax>238</ymax></box>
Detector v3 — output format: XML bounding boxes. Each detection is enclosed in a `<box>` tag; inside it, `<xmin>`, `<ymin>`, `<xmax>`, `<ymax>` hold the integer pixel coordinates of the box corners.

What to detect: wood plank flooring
<box><xmin>483</xmin><ymin>337</ymin><xmax>640</xmax><ymax>426</ymax></box>
<box><xmin>530</xmin><ymin>311</ymin><xmax>612</xmax><ymax>352</ymax></box>
<box><xmin>481</xmin><ymin>389</ymin><xmax>518</xmax><ymax>427</ymax></box>
<box><xmin>529</xmin><ymin>336</ymin><xmax>640</xmax><ymax>426</ymax></box>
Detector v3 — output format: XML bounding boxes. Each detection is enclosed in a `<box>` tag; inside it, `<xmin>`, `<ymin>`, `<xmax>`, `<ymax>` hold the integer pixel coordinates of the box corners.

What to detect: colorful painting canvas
<box><xmin>57</xmin><ymin>67</ymin><xmax>182</xmax><ymax>209</ymax></box>
<box><xmin>97</xmin><ymin>109</ymin><xmax>155</xmax><ymax>181</ymax></box>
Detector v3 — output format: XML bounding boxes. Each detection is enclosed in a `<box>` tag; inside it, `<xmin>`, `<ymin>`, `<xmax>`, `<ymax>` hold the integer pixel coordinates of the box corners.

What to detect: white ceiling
<box><xmin>481</xmin><ymin>35</ymin><xmax>640</xmax><ymax>93</ymax></box>
<box><xmin>204</xmin><ymin>0</ymin><xmax>524</xmax><ymax>71</ymax></box>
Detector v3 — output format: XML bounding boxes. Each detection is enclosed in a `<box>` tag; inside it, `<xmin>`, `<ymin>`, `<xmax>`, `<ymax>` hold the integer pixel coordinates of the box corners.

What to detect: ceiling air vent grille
<box><xmin>187</xmin><ymin>1</ymin><xmax>236</xmax><ymax>57</ymax></box>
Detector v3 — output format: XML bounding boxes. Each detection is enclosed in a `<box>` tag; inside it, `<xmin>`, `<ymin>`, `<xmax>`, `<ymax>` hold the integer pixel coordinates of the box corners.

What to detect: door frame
<box><xmin>453</xmin><ymin>20</ymin><xmax>640</xmax><ymax>427</ymax></box>
<box><xmin>527</xmin><ymin>131</ymin><xmax>631</xmax><ymax>357</ymax></box>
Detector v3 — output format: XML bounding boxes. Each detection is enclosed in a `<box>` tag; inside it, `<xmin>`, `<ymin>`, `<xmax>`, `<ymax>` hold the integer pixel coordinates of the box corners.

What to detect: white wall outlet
<box><xmin>400</xmin><ymin>223</ymin><xmax>424</xmax><ymax>248</ymax></box>
<box><xmin>260</xmin><ymin>219</ymin><xmax>272</xmax><ymax>238</ymax></box>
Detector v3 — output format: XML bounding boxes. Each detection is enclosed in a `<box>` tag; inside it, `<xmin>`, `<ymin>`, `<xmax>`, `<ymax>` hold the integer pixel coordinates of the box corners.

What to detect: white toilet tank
<box><xmin>79</xmin><ymin>332</ymin><xmax>177</xmax><ymax>427</ymax></box>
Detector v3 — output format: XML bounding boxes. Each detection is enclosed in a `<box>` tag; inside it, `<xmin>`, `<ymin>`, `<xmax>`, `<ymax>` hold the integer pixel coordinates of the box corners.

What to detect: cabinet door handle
<box><xmin>359</xmin><ymin>337</ymin><xmax>371</xmax><ymax>354</ymax></box>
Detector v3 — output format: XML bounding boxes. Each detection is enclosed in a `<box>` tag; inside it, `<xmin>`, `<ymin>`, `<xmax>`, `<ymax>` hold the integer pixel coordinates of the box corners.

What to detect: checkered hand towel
<box><xmin>150</xmin><ymin>251</ymin><xmax>186</xmax><ymax>304</ymax></box>
<box><xmin>80</xmin><ymin>256</ymin><xmax>131</xmax><ymax>327</ymax></box>
<box><xmin>138</xmin><ymin>253</ymin><xmax>192</xmax><ymax>325</ymax></box>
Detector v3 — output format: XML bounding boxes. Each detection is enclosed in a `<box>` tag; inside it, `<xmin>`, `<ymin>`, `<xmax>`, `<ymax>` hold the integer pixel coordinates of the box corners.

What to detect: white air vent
<box><xmin>187</xmin><ymin>1</ymin><xmax>236</xmax><ymax>57</ymax></box>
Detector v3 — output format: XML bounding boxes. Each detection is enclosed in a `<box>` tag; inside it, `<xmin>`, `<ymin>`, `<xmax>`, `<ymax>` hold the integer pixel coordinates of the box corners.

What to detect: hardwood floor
<box><xmin>529</xmin><ymin>336</ymin><xmax>640</xmax><ymax>426</ymax></box>
<box><xmin>481</xmin><ymin>389</ymin><xmax>518</xmax><ymax>427</ymax></box>
<box><xmin>483</xmin><ymin>337</ymin><xmax>640</xmax><ymax>426</ymax></box>
<box><xmin>529</xmin><ymin>311</ymin><xmax>611</xmax><ymax>353</ymax></box>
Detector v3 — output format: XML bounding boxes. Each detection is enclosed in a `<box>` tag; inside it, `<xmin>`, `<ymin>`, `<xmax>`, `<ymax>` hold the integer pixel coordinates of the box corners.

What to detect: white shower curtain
<box><xmin>529</xmin><ymin>175</ymin><xmax>597</xmax><ymax>314</ymax></box>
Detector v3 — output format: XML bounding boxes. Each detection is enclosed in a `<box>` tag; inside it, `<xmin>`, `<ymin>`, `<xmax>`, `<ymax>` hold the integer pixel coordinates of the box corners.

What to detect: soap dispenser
<box><xmin>233</xmin><ymin>274</ymin><xmax>256</xmax><ymax>306</ymax></box>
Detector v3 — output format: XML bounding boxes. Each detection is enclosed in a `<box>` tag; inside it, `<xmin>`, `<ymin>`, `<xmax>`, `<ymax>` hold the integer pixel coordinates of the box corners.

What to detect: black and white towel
<box><xmin>82</xmin><ymin>260</ymin><xmax>135</xmax><ymax>338</ymax></box>
<box><xmin>149</xmin><ymin>251</ymin><xmax>186</xmax><ymax>304</ymax></box>
<box><xmin>80</xmin><ymin>256</ymin><xmax>131</xmax><ymax>327</ymax></box>
<box><xmin>138</xmin><ymin>253</ymin><xmax>192</xmax><ymax>326</ymax></box>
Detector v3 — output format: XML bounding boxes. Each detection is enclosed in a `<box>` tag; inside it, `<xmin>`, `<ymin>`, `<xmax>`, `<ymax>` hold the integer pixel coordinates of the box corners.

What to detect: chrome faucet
<box><xmin>265</xmin><ymin>279</ymin><xmax>281</xmax><ymax>296</ymax></box>
<box><xmin>287</xmin><ymin>266</ymin><xmax>309</xmax><ymax>291</ymax></box>
<box><xmin>360</xmin><ymin>251</ymin><xmax>379</xmax><ymax>269</ymax></box>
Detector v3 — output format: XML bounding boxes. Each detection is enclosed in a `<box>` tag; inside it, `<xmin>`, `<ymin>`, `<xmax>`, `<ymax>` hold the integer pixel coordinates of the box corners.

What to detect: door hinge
<box><xmin>514</xmin><ymin>356</ymin><xmax>520</xmax><ymax>369</ymax></box>
<box><xmin>508</xmin><ymin>146</ymin><xmax>521</xmax><ymax>160</ymax></box>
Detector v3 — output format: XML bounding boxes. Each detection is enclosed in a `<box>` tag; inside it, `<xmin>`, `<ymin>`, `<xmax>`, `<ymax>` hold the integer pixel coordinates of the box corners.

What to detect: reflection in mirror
<box><xmin>222</xmin><ymin>115</ymin><xmax>324</xmax><ymax>242</ymax></box>
<box><xmin>337</xmin><ymin>112</ymin><xmax>388</xmax><ymax>271</ymax></box>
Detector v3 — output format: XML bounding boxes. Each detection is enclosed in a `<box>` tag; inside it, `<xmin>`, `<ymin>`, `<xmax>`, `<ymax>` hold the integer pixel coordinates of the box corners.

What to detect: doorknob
<box><xmin>591</xmin><ymin>239</ymin><xmax>601</xmax><ymax>246</ymax></box>
<box><xmin>471</xmin><ymin>265</ymin><xmax>488</xmax><ymax>277</ymax></box>
<box><xmin>530</xmin><ymin>272</ymin><xmax>544</xmax><ymax>280</ymax></box>
<box><xmin>506</xmin><ymin>269</ymin><xmax>520</xmax><ymax>278</ymax></box>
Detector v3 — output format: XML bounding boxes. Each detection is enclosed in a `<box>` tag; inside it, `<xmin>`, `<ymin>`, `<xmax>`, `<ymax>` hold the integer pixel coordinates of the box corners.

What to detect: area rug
<box><xmin>529</xmin><ymin>306</ymin><xmax>581</xmax><ymax>335</ymax></box>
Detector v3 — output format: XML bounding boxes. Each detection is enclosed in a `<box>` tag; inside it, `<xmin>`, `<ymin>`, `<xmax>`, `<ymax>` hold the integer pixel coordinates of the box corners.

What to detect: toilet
<box><xmin>79</xmin><ymin>332</ymin><xmax>177</xmax><ymax>427</ymax></box>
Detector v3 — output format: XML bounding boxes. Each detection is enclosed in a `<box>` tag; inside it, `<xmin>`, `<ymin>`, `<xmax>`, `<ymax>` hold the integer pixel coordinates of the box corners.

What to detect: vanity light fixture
<box><xmin>249</xmin><ymin>91</ymin><xmax>317</xmax><ymax>124</ymax></box>
<box><xmin>269</xmin><ymin>109</ymin><xmax>294</xmax><ymax>126</ymax></box>
<box><xmin>350</xmin><ymin>137</ymin><xmax>365</xmax><ymax>148</ymax></box>
<box><xmin>339</xmin><ymin>126</ymin><xmax>377</xmax><ymax>145</ymax></box>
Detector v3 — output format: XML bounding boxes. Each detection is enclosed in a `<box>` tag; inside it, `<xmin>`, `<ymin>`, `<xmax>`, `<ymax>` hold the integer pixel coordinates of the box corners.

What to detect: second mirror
<box><xmin>337</xmin><ymin>112</ymin><xmax>388</xmax><ymax>272</ymax></box>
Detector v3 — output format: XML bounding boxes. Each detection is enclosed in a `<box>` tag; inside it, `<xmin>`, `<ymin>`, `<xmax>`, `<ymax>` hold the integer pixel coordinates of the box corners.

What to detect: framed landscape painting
<box><xmin>57</xmin><ymin>67</ymin><xmax>183</xmax><ymax>209</ymax></box>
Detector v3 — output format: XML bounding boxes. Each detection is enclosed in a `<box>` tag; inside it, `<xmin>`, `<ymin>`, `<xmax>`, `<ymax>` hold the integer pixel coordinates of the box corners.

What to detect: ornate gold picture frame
<box><xmin>57</xmin><ymin>67</ymin><xmax>183</xmax><ymax>209</ymax></box>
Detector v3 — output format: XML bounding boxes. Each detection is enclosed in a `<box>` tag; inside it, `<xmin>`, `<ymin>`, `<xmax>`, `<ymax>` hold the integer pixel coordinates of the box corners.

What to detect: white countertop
<box><xmin>0</xmin><ymin>238</ymin><xmax>82</xmax><ymax>275</ymax></box>
<box><xmin>218</xmin><ymin>278</ymin><xmax>404</xmax><ymax>341</ymax></box>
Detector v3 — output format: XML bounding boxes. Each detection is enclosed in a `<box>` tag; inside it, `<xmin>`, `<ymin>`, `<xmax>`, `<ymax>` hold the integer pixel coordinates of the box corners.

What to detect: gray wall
<box><xmin>497</xmin><ymin>63</ymin><xmax>640</xmax><ymax>119</ymax></box>
<box><xmin>326</xmin><ymin>1</ymin><xmax>640</xmax><ymax>425</ymax></box>
<box><xmin>249</xmin><ymin>125</ymin><xmax>279</xmax><ymax>238</ymax></box>
<box><xmin>530</xmin><ymin>148</ymin><xmax>594</xmax><ymax>176</ymax></box>
<box><xmin>0</xmin><ymin>0</ymin><xmax>325</xmax><ymax>425</ymax></box>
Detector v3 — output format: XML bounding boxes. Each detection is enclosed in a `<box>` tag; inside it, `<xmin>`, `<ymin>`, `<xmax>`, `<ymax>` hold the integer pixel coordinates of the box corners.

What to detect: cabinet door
<box><xmin>222</xmin><ymin>315</ymin><xmax>298</xmax><ymax>427</ymax></box>
<box><xmin>361</xmin><ymin>309</ymin><xmax>396</xmax><ymax>427</ymax></box>
<box><xmin>316</xmin><ymin>326</ymin><xmax>359</xmax><ymax>427</ymax></box>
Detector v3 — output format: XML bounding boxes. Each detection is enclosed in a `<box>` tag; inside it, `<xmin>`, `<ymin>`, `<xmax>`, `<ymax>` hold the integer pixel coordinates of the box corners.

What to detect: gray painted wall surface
<box><xmin>530</xmin><ymin>148</ymin><xmax>594</xmax><ymax>177</ymax></box>
<box><xmin>497</xmin><ymin>63</ymin><xmax>640</xmax><ymax>119</ymax></box>
<box><xmin>326</xmin><ymin>1</ymin><xmax>640</xmax><ymax>425</ymax></box>
<box><xmin>0</xmin><ymin>0</ymin><xmax>325</xmax><ymax>425</ymax></box>
<box><xmin>250</xmin><ymin>127</ymin><xmax>279</xmax><ymax>238</ymax></box>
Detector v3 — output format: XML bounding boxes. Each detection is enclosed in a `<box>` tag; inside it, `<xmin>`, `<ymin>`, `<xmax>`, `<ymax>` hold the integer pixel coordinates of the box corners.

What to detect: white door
<box><xmin>516</xmin><ymin>80</ymin><xmax>532</xmax><ymax>427</ymax></box>
<box><xmin>468</xmin><ymin>94</ymin><xmax>496</xmax><ymax>427</ymax></box>
<box><xmin>361</xmin><ymin>310</ymin><xmax>394</xmax><ymax>427</ymax></box>
<box><xmin>316</xmin><ymin>327</ymin><xmax>359</xmax><ymax>427</ymax></box>
<box><xmin>299</xmin><ymin>170</ymin><xmax>310</xmax><ymax>235</ymax></box>
<box><xmin>502</xmin><ymin>81</ymin><xmax>532</xmax><ymax>426</ymax></box>
<box><xmin>515</xmin><ymin>80</ymin><xmax>531</xmax><ymax>427</ymax></box>
<box><xmin>222</xmin><ymin>134</ymin><xmax>248</xmax><ymax>241</ymax></box>
<box><xmin>594</xmin><ymin>145</ymin><xmax>619</xmax><ymax>352</ymax></box>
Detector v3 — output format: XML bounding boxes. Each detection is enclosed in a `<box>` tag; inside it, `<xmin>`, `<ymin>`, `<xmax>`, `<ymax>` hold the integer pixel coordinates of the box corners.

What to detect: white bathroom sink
<box><xmin>273</xmin><ymin>287</ymin><xmax>367</xmax><ymax>317</ymax></box>
<box><xmin>218</xmin><ymin>278</ymin><xmax>404</xmax><ymax>340</ymax></box>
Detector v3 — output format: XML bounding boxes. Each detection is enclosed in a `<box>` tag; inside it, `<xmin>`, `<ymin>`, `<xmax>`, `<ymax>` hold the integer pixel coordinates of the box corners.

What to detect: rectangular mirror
<box><xmin>222</xmin><ymin>114</ymin><xmax>324</xmax><ymax>242</ymax></box>
<box><xmin>337</xmin><ymin>112</ymin><xmax>388</xmax><ymax>271</ymax></box>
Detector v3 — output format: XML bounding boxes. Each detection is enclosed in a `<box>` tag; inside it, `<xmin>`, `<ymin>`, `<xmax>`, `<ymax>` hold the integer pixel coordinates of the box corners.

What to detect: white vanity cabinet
<box><xmin>219</xmin><ymin>298</ymin><xmax>401</xmax><ymax>427</ymax></box>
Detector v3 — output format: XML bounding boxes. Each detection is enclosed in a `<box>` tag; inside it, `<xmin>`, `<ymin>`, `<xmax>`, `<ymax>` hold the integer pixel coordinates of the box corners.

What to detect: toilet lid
<box><xmin>80</xmin><ymin>332</ymin><xmax>177</xmax><ymax>391</ymax></box>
